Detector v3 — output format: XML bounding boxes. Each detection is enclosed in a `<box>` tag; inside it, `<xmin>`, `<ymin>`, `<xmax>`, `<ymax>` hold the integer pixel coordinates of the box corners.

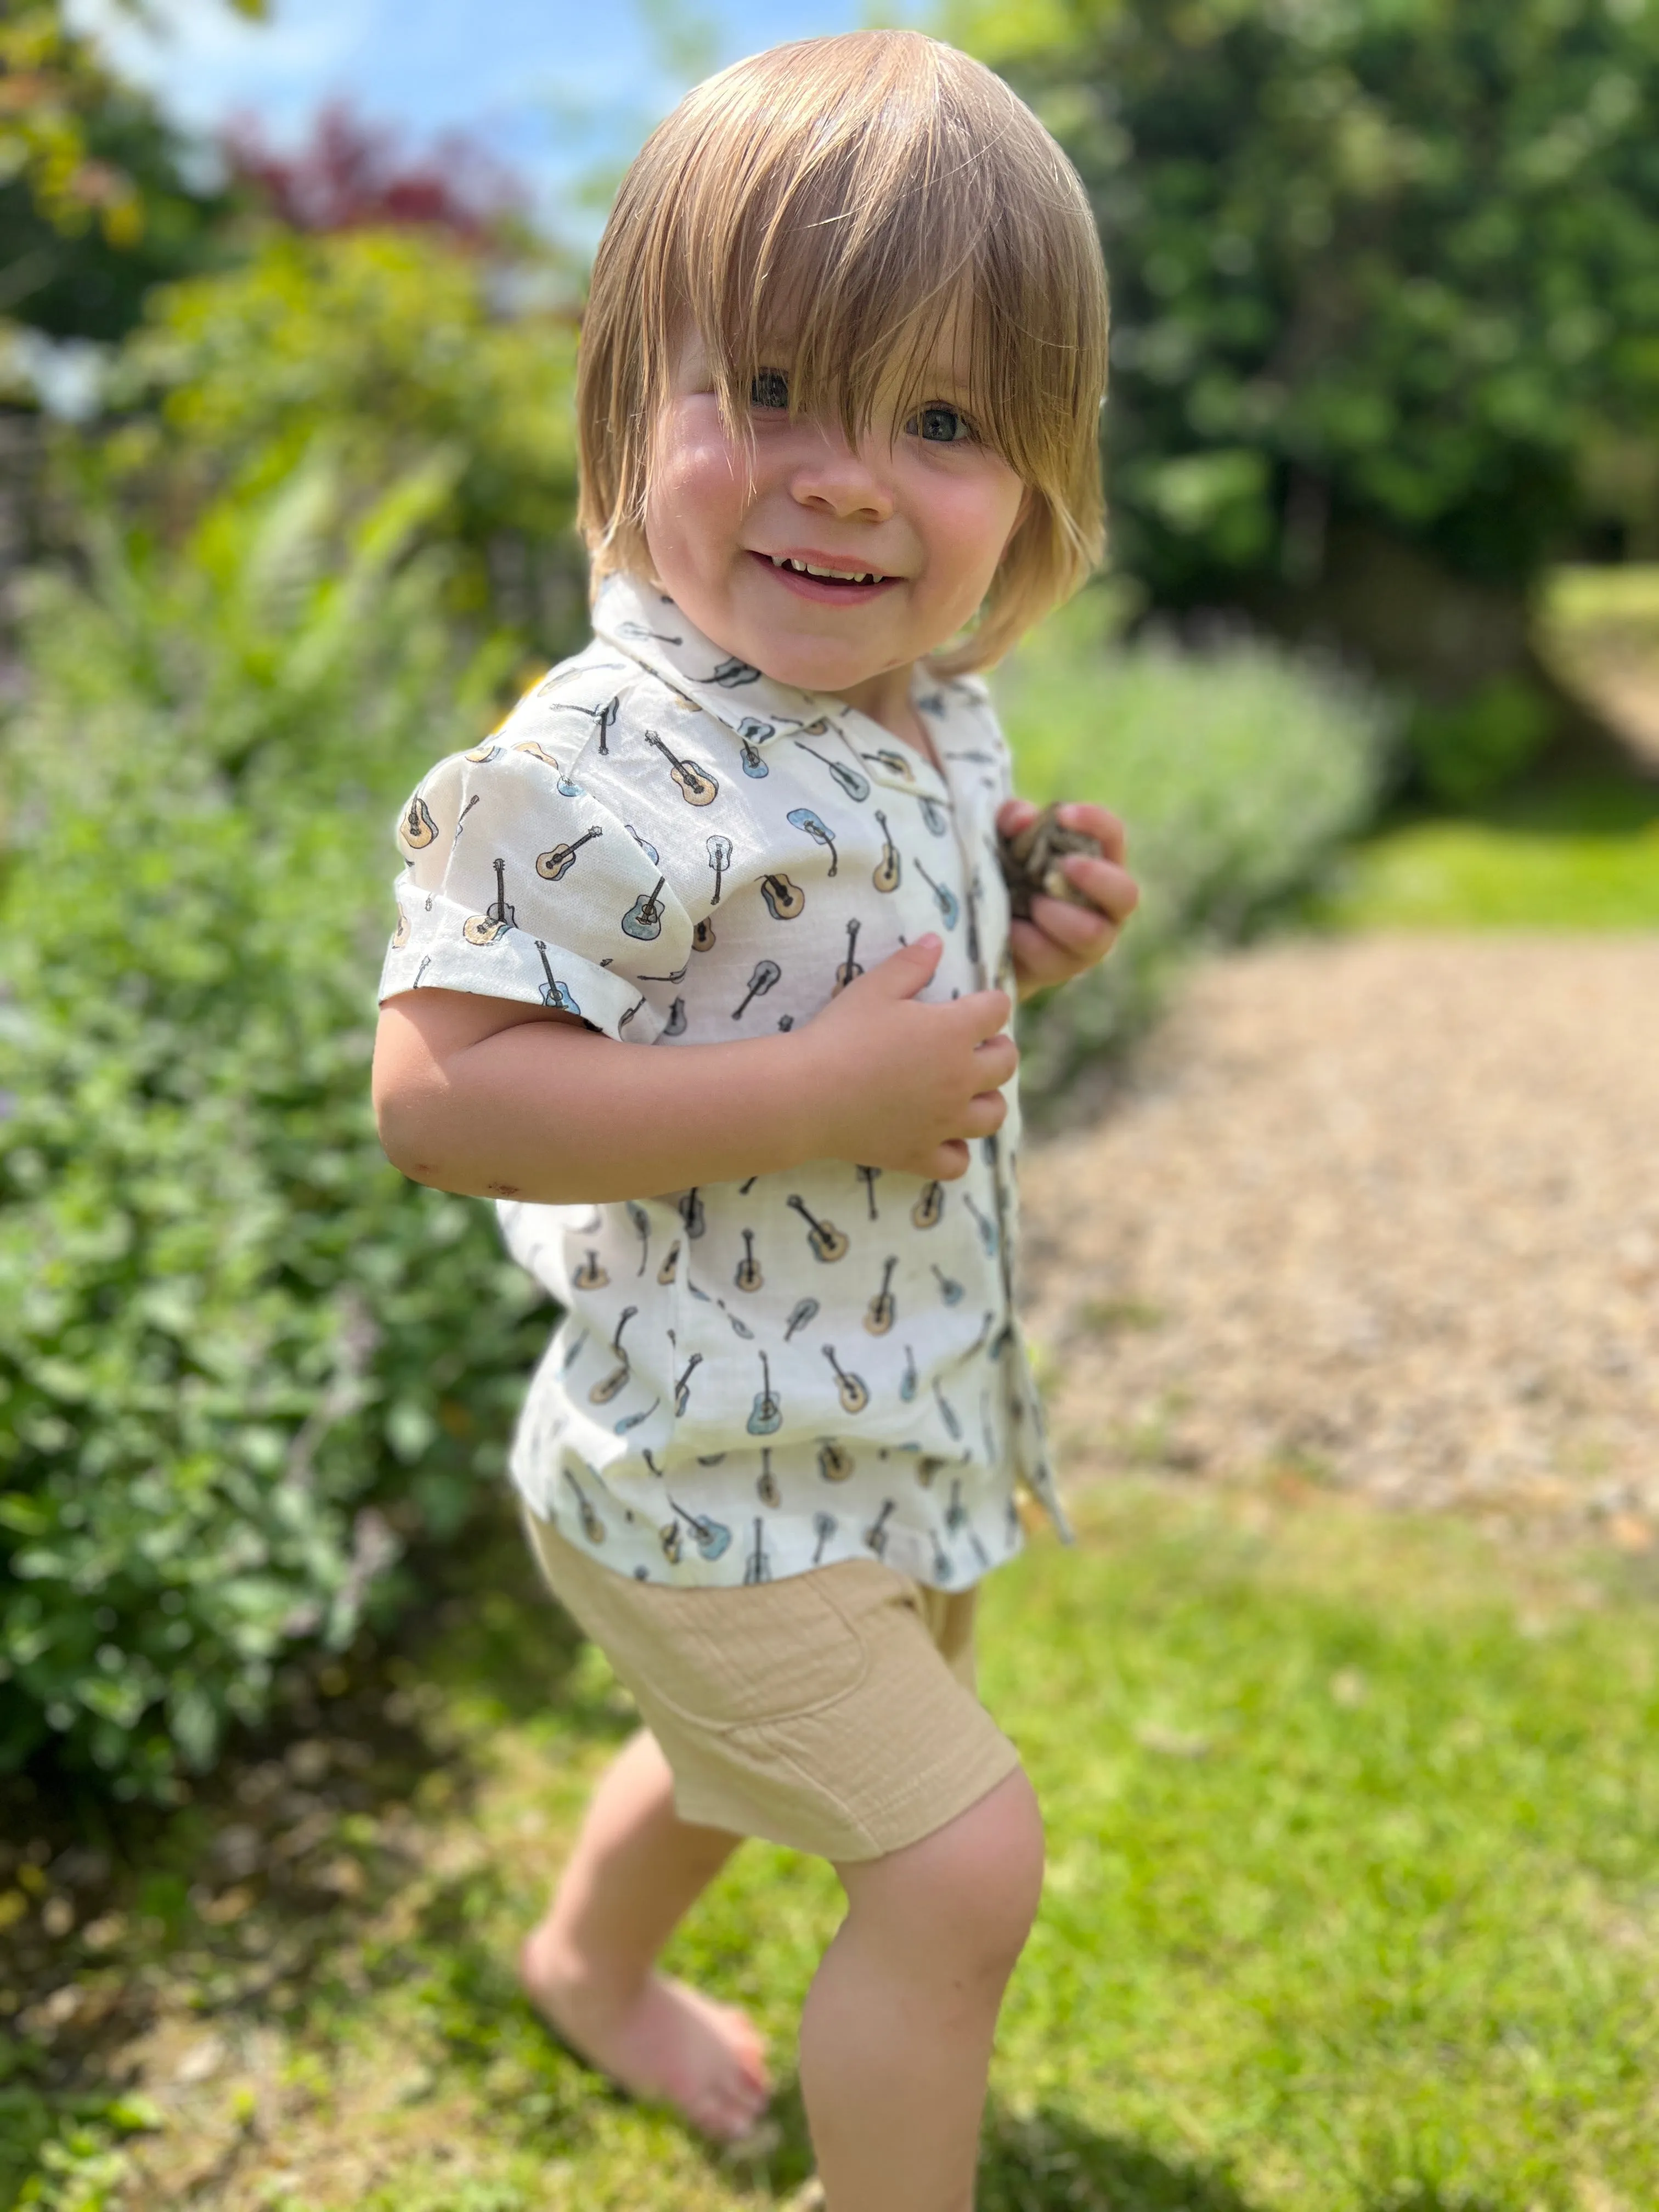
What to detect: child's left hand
<box><xmin>997</xmin><ymin>798</ymin><xmax>1140</xmax><ymax>999</ymax></box>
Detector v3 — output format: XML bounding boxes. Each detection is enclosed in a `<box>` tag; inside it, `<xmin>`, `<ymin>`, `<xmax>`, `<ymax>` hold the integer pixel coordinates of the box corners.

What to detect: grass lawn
<box><xmin>7</xmin><ymin>1478</ymin><xmax>1659</xmax><ymax>2210</ymax></box>
<box><xmin>1317</xmin><ymin>775</ymin><xmax>1659</xmax><ymax>933</ymax></box>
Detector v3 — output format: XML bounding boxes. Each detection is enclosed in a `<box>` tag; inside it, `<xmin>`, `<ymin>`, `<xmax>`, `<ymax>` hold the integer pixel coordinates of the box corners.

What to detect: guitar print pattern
<box><xmin>380</xmin><ymin>571</ymin><xmax>1069</xmax><ymax>1589</ymax></box>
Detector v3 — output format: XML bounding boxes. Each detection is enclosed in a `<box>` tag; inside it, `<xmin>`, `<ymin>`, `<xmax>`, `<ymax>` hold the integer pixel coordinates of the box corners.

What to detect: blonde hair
<box><xmin>575</xmin><ymin>29</ymin><xmax>1109</xmax><ymax>673</ymax></box>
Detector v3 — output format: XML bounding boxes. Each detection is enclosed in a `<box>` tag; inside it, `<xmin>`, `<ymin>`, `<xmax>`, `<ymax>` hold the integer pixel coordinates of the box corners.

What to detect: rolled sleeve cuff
<box><xmin>377</xmin><ymin>896</ymin><xmax>664</xmax><ymax>1044</ymax></box>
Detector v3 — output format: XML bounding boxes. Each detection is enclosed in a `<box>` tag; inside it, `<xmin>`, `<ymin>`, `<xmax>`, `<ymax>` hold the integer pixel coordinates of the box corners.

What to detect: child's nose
<box><xmin>786</xmin><ymin>433</ymin><xmax>895</xmax><ymax>523</ymax></box>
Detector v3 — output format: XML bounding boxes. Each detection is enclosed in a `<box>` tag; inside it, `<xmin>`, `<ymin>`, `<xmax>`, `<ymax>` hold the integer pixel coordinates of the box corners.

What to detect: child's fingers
<box><xmin>995</xmin><ymin>796</ymin><xmax>1042</xmax><ymax>838</ymax></box>
<box><xmin>855</xmin><ymin>935</ymin><xmax>944</xmax><ymax>1000</ymax></box>
<box><xmin>1060</xmin><ymin>852</ymin><xmax>1140</xmax><ymax>924</ymax></box>
<box><xmin>915</xmin><ymin>1091</ymin><xmax>1008</xmax><ymax>1181</ymax></box>
<box><xmin>952</xmin><ymin>985</ymin><xmax>1013</xmax><ymax>1042</ymax></box>
<box><xmin>1008</xmin><ymin>913</ymin><xmax>1103</xmax><ymax>991</ymax></box>
<box><xmin>1027</xmin><ymin>891</ymin><xmax>1114</xmax><ymax>958</ymax></box>
<box><xmin>962</xmin><ymin>1086</ymin><xmax>1011</xmax><ymax>1138</ymax></box>
<box><xmin>970</xmin><ymin>1031</ymin><xmax>1019</xmax><ymax>1090</ymax></box>
<box><xmin>1056</xmin><ymin>800</ymin><xmax>1129</xmax><ymax>864</ymax></box>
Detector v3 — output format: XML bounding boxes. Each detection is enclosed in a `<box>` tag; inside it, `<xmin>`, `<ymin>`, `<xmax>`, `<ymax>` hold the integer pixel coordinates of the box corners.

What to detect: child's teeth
<box><xmin>771</xmin><ymin>556</ymin><xmax>881</xmax><ymax>584</ymax></box>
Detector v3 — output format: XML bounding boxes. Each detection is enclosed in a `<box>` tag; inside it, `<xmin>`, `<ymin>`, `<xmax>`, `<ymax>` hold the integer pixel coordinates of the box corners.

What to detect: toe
<box><xmin>723</xmin><ymin>2006</ymin><xmax>771</xmax><ymax>2085</ymax></box>
<box><xmin>738</xmin><ymin>2050</ymin><xmax>771</xmax><ymax>2097</ymax></box>
<box><xmin>716</xmin><ymin>2066</ymin><xmax>772</xmax><ymax>2138</ymax></box>
<box><xmin>710</xmin><ymin>2080</ymin><xmax>768</xmax><ymax>2137</ymax></box>
<box><xmin>691</xmin><ymin>2087</ymin><xmax>752</xmax><ymax>2141</ymax></box>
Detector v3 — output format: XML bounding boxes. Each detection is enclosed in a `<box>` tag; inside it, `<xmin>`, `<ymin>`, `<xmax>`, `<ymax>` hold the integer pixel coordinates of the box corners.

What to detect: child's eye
<box><xmin>906</xmin><ymin>403</ymin><xmax>975</xmax><ymax>444</ymax></box>
<box><xmin>749</xmin><ymin>369</ymin><xmax>789</xmax><ymax>411</ymax></box>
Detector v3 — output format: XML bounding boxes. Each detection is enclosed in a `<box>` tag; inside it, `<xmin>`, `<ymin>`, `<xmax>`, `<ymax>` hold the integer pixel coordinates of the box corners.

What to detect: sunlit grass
<box><xmin>1314</xmin><ymin>775</ymin><xmax>1659</xmax><ymax>932</ymax></box>
<box><xmin>1540</xmin><ymin>562</ymin><xmax>1659</xmax><ymax>644</ymax></box>
<box><xmin>13</xmin><ymin>1481</ymin><xmax>1659</xmax><ymax>2209</ymax></box>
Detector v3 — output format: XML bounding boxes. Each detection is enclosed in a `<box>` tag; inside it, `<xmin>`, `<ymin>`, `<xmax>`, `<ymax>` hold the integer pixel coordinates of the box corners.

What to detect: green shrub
<box><xmin>959</xmin><ymin>0</ymin><xmax>1659</xmax><ymax>603</ymax></box>
<box><xmin>996</xmin><ymin>591</ymin><xmax>1396</xmax><ymax>1093</ymax></box>
<box><xmin>956</xmin><ymin>0</ymin><xmax>1659</xmax><ymax>792</ymax></box>
<box><xmin>111</xmin><ymin>228</ymin><xmax>586</xmax><ymax>653</ymax></box>
<box><xmin>1405</xmin><ymin>671</ymin><xmax>1554</xmax><ymax>805</ymax></box>
<box><xmin>0</xmin><ymin>460</ymin><xmax>550</xmax><ymax>1799</ymax></box>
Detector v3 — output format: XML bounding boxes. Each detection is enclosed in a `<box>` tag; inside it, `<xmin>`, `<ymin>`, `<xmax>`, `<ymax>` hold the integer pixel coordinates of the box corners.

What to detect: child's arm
<box><xmin>374</xmin><ymin>934</ymin><xmax>1015</xmax><ymax>1205</ymax></box>
<box><xmin>997</xmin><ymin>799</ymin><xmax>1139</xmax><ymax>1000</ymax></box>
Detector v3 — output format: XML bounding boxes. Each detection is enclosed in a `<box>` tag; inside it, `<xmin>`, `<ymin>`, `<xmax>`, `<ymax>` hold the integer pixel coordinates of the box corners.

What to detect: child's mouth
<box><xmin>754</xmin><ymin>551</ymin><xmax>899</xmax><ymax>601</ymax></box>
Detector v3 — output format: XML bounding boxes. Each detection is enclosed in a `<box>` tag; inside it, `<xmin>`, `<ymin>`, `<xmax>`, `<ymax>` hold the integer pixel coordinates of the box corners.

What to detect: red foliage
<box><xmin>223</xmin><ymin>103</ymin><xmax>527</xmax><ymax>245</ymax></box>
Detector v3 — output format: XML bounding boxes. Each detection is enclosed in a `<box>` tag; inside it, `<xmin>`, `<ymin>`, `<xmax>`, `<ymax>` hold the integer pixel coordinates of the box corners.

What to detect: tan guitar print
<box><xmin>588</xmin><ymin>1306</ymin><xmax>638</xmax><ymax>1404</ymax></box>
<box><xmin>787</xmin><ymin>1194</ymin><xmax>850</xmax><ymax>1262</ymax></box>
<box><xmin>462</xmin><ymin>857</ymin><xmax>516</xmax><ymax>945</ymax></box>
<box><xmin>401</xmin><ymin>794</ymin><xmax>438</xmax><ymax>849</ymax></box>
<box><xmin>911</xmin><ymin>1181</ymin><xmax>945</xmax><ymax>1229</ymax></box>
<box><xmin>645</xmin><ymin>730</ymin><xmax>719</xmax><ymax>805</ymax></box>
<box><xmin>536</xmin><ymin>823</ymin><xmax>602</xmax><ymax>881</ymax></box>
<box><xmin>863</xmin><ymin>1257</ymin><xmax>897</xmax><ymax>1335</ymax></box>
<box><xmin>872</xmin><ymin>809</ymin><xmax>901</xmax><ymax>891</ymax></box>
<box><xmin>822</xmin><ymin>1344</ymin><xmax>870</xmax><ymax>1414</ymax></box>
<box><xmin>564</xmin><ymin>1466</ymin><xmax>607</xmax><ymax>1545</ymax></box>
<box><xmin>833</xmin><ymin>918</ymin><xmax>863</xmax><ymax>995</ymax></box>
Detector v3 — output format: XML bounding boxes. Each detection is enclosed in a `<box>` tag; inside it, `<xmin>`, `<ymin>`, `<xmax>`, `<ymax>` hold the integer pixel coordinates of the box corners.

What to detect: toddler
<box><xmin>372</xmin><ymin>31</ymin><xmax>1136</xmax><ymax>2211</ymax></box>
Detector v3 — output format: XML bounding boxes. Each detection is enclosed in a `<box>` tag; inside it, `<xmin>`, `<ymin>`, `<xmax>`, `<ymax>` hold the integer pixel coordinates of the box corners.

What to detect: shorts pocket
<box><xmin>641</xmin><ymin>1572</ymin><xmax>871</xmax><ymax>1730</ymax></box>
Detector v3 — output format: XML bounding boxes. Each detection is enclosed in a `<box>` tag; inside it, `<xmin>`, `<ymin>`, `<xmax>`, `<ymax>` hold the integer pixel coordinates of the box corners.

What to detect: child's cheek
<box><xmin>909</xmin><ymin>455</ymin><xmax>1026</xmax><ymax>592</ymax></box>
<box><xmin>649</xmin><ymin>409</ymin><xmax>747</xmax><ymax>536</ymax></box>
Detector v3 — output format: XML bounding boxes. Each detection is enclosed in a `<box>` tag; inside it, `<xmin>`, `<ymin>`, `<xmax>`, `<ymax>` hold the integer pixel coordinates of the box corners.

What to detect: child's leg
<box><xmin>520</xmin><ymin>1725</ymin><xmax>771</xmax><ymax>2141</ymax></box>
<box><xmin>799</xmin><ymin>1765</ymin><xmax>1045</xmax><ymax>2212</ymax></box>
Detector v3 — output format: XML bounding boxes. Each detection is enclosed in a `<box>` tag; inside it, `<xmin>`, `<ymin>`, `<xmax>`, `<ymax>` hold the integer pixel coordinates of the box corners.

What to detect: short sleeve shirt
<box><xmin>379</xmin><ymin>571</ymin><xmax>1072</xmax><ymax>1589</ymax></box>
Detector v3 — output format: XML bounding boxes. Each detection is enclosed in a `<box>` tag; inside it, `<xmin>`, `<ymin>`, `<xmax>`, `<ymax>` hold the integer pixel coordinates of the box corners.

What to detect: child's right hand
<box><xmin>801</xmin><ymin>935</ymin><xmax>1016</xmax><ymax>1181</ymax></box>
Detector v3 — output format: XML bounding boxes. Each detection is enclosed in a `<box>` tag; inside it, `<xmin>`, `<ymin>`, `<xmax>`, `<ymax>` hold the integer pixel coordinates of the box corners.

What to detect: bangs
<box><xmin>578</xmin><ymin>30</ymin><xmax>1110</xmax><ymax>670</ymax></box>
<box><xmin>670</xmin><ymin>62</ymin><xmax>1093</xmax><ymax>483</ymax></box>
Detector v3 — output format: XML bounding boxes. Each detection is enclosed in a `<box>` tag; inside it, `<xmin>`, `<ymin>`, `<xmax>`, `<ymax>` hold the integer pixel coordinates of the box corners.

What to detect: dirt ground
<box><xmin>1021</xmin><ymin>933</ymin><xmax>1659</xmax><ymax>1544</ymax></box>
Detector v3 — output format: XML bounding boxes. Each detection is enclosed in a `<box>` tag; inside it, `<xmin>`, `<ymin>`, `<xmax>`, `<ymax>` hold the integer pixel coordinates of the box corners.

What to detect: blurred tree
<box><xmin>224</xmin><ymin>101</ymin><xmax>531</xmax><ymax>247</ymax></box>
<box><xmin>956</xmin><ymin>0</ymin><xmax>1659</xmax><ymax>793</ymax></box>
<box><xmin>0</xmin><ymin>1</ymin><xmax>257</xmax><ymax>342</ymax></box>
<box><xmin>116</xmin><ymin>228</ymin><xmax>586</xmax><ymax>654</ymax></box>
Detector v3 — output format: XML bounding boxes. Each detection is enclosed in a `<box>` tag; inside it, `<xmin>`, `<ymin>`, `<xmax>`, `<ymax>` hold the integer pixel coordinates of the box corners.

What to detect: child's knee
<box><xmin>845</xmin><ymin>1765</ymin><xmax>1044</xmax><ymax>1979</ymax></box>
<box><xmin>952</xmin><ymin>1765</ymin><xmax>1046</xmax><ymax>1960</ymax></box>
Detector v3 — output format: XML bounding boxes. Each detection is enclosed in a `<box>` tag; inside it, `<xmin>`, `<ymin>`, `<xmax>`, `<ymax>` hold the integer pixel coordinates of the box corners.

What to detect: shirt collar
<box><xmin>591</xmin><ymin>570</ymin><xmax>953</xmax><ymax>803</ymax></box>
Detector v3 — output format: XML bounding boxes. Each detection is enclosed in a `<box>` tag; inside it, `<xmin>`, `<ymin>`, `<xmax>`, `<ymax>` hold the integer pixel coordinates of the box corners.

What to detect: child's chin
<box><xmin>783</xmin><ymin>657</ymin><xmax>887</xmax><ymax>699</ymax></box>
<box><xmin>751</xmin><ymin>631</ymin><xmax>902</xmax><ymax>691</ymax></box>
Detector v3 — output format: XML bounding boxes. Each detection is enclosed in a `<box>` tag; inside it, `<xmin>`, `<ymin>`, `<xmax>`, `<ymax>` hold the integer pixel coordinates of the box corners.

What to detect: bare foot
<box><xmin>519</xmin><ymin>1921</ymin><xmax>771</xmax><ymax>2141</ymax></box>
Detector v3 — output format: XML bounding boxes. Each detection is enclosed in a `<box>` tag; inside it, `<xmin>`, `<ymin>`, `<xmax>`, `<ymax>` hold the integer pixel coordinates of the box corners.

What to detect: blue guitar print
<box><xmin>622</xmin><ymin>877</ymin><xmax>667</xmax><ymax>941</ymax></box>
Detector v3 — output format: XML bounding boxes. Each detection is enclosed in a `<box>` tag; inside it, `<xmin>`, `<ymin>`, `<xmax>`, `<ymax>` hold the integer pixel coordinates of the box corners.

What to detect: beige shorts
<box><xmin>522</xmin><ymin>1510</ymin><xmax>1022</xmax><ymax>1864</ymax></box>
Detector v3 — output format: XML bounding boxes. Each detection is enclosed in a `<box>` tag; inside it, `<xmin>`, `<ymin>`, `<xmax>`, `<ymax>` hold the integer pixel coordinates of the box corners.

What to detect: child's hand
<box><xmin>802</xmin><ymin>936</ymin><xmax>1015</xmax><ymax>1182</ymax></box>
<box><xmin>997</xmin><ymin>798</ymin><xmax>1139</xmax><ymax>998</ymax></box>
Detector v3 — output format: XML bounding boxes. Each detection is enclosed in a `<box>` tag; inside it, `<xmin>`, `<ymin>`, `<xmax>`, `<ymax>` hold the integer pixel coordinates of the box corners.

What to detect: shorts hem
<box><xmin>669</xmin><ymin>1720</ymin><xmax>1022</xmax><ymax>1865</ymax></box>
<box><xmin>523</xmin><ymin>1503</ymin><xmax>1018</xmax><ymax>1864</ymax></box>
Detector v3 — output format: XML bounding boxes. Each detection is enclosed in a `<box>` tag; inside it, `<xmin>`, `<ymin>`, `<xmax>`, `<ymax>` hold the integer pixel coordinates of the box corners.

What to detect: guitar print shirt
<box><xmin>379</xmin><ymin>570</ymin><xmax>1073</xmax><ymax>1590</ymax></box>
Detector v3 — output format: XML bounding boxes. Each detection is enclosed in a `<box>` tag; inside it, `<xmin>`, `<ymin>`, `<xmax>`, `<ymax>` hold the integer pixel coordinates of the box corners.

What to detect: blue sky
<box><xmin>69</xmin><ymin>0</ymin><xmax>923</xmax><ymax>246</ymax></box>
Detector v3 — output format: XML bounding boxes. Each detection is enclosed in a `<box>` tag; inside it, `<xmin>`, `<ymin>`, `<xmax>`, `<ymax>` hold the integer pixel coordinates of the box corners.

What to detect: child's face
<box><xmin>642</xmin><ymin>313</ymin><xmax>1030</xmax><ymax>704</ymax></box>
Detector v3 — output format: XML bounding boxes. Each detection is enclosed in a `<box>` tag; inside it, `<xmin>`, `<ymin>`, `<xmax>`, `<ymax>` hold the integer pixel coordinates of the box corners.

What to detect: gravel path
<box><xmin>1020</xmin><ymin>935</ymin><xmax>1659</xmax><ymax>1541</ymax></box>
